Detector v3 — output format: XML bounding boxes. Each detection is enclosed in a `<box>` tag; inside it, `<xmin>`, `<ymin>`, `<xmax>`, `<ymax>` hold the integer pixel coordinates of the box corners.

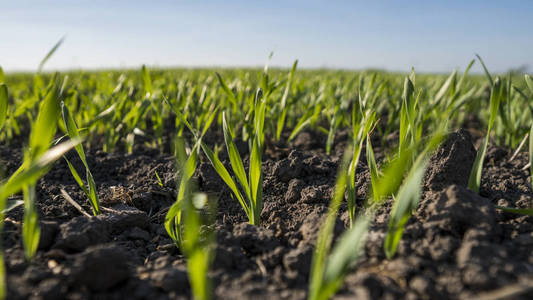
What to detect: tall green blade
<box><xmin>475</xmin><ymin>54</ymin><xmax>494</xmax><ymax>86</ymax></box>
<box><xmin>61</xmin><ymin>102</ymin><xmax>86</xmax><ymax>163</ymax></box>
<box><xmin>366</xmin><ymin>137</ymin><xmax>379</xmax><ymax>202</ymax></box>
<box><xmin>276</xmin><ymin>60</ymin><xmax>298</xmax><ymax>140</ymax></box>
<box><xmin>141</xmin><ymin>65</ymin><xmax>153</xmax><ymax>96</ymax></box>
<box><xmin>29</xmin><ymin>83</ymin><xmax>61</xmax><ymax>157</ymax></box>
<box><xmin>200</xmin><ymin>142</ymin><xmax>249</xmax><ymax>215</ymax></box>
<box><xmin>0</xmin><ymin>139</ymin><xmax>80</xmax><ymax>300</ymax></box>
<box><xmin>468</xmin><ymin>78</ymin><xmax>501</xmax><ymax>193</ymax></box>
<box><xmin>64</xmin><ymin>157</ymin><xmax>90</xmax><ymax>197</ymax></box>
<box><xmin>530</xmin><ymin>124</ymin><xmax>533</xmax><ymax>189</ymax></box>
<box><xmin>0</xmin><ymin>84</ymin><xmax>7</xmax><ymax>131</ymax></box>
<box><xmin>495</xmin><ymin>206</ymin><xmax>533</xmax><ymax>216</ymax></box>
<box><xmin>308</xmin><ymin>150</ymin><xmax>352</xmax><ymax>300</ymax></box>
<box><xmin>215</xmin><ymin>73</ymin><xmax>237</xmax><ymax>106</ymax></box>
<box><xmin>320</xmin><ymin>215</ymin><xmax>371</xmax><ymax>299</ymax></box>
<box><xmin>248</xmin><ymin>138</ymin><xmax>262</xmax><ymax>225</ymax></box>
<box><xmin>222</xmin><ymin>113</ymin><xmax>250</xmax><ymax>200</ymax></box>
<box><xmin>384</xmin><ymin>160</ymin><xmax>427</xmax><ymax>258</ymax></box>
<box><xmin>22</xmin><ymin>186</ymin><xmax>40</xmax><ymax>259</ymax></box>
<box><xmin>61</xmin><ymin>102</ymin><xmax>100</xmax><ymax>215</ymax></box>
<box><xmin>38</xmin><ymin>37</ymin><xmax>64</xmax><ymax>73</ymax></box>
<box><xmin>525</xmin><ymin>74</ymin><xmax>533</xmax><ymax>94</ymax></box>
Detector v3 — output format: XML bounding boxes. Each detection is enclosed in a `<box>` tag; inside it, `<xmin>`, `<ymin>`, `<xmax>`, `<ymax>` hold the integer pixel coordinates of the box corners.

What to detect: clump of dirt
<box><xmin>2</xmin><ymin>128</ymin><xmax>533</xmax><ymax>299</ymax></box>
<box><xmin>424</xmin><ymin>129</ymin><xmax>477</xmax><ymax>191</ymax></box>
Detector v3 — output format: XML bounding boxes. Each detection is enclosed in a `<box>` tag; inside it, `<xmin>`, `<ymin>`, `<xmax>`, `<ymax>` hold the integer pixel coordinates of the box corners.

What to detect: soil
<box><xmin>1</xmin><ymin>128</ymin><xmax>532</xmax><ymax>300</ymax></box>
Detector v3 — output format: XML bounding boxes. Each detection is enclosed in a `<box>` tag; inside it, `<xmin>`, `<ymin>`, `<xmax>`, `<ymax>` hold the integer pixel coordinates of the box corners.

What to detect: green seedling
<box><xmin>165</xmin><ymin>138</ymin><xmax>215</xmax><ymax>300</ymax></box>
<box><xmin>201</xmin><ymin>90</ymin><xmax>265</xmax><ymax>225</ymax></box>
<box><xmin>183</xmin><ymin>192</ymin><xmax>216</xmax><ymax>300</ymax></box>
<box><xmin>15</xmin><ymin>76</ymin><xmax>63</xmax><ymax>260</ymax></box>
<box><xmin>468</xmin><ymin>77</ymin><xmax>503</xmax><ymax>193</ymax></box>
<box><xmin>61</xmin><ymin>101</ymin><xmax>101</xmax><ymax>215</ymax></box>
<box><xmin>325</xmin><ymin>103</ymin><xmax>342</xmax><ymax>155</ymax></box>
<box><xmin>0</xmin><ymin>139</ymin><xmax>80</xmax><ymax>300</ymax></box>
<box><xmin>384</xmin><ymin>132</ymin><xmax>445</xmax><ymax>258</ymax></box>
<box><xmin>366</xmin><ymin>135</ymin><xmax>380</xmax><ymax>203</ymax></box>
<box><xmin>154</xmin><ymin>170</ymin><xmax>164</xmax><ymax>187</ymax></box>
<box><xmin>165</xmin><ymin>137</ymin><xmax>199</xmax><ymax>248</ymax></box>
<box><xmin>308</xmin><ymin>149</ymin><xmax>372</xmax><ymax>300</ymax></box>
<box><xmin>38</xmin><ymin>37</ymin><xmax>64</xmax><ymax>73</ymax></box>
<box><xmin>276</xmin><ymin>60</ymin><xmax>298</xmax><ymax>141</ymax></box>
<box><xmin>165</xmin><ymin>105</ymin><xmax>216</xmax><ymax>248</ymax></box>
<box><xmin>526</xmin><ymin>76</ymin><xmax>533</xmax><ymax>189</ymax></box>
<box><xmin>347</xmin><ymin>111</ymin><xmax>375</xmax><ymax>226</ymax></box>
<box><xmin>495</xmin><ymin>206</ymin><xmax>533</xmax><ymax>216</ymax></box>
<box><xmin>0</xmin><ymin>84</ymin><xmax>7</xmax><ymax>132</ymax></box>
<box><xmin>530</xmin><ymin>123</ymin><xmax>533</xmax><ymax>189</ymax></box>
<box><xmin>0</xmin><ymin>74</ymin><xmax>80</xmax><ymax>299</ymax></box>
<box><xmin>399</xmin><ymin>76</ymin><xmax>416</xmax><ymax>152</ymax></box>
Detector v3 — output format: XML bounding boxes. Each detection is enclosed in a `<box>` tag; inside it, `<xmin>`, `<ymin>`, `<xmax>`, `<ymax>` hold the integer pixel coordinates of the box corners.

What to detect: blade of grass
<box><xmin>525</xmin><ymin>74</ymin><xmax>533</xmax><ymax>94</ymax></box>
<box><xmin>495</xmin><ymin>206</ymin><xmax>533</xmax><ymax>216</ymax></box>
<box><xmin>468</xmin><ymin>78</ymin><xmax>502</xmax><ymax>193</ymax></box>
<box><xmin>530</xmin><ymin>124</ymin><xmax>533</xmax><ymax>189</ymax></box>
<box><xmin>384</xmin><ymin>161</ymin><xmax>426</xmax><ymax>258</ymax></box>
<box><xmin>366</xmin><ymin>136</ymin><xmax>380</xmax><ymax>202</ymax></box>
<box><xmin>215</xmin><ymin>73</ymin><xmax>237</xmax><ymax>106</ymax></box>
<box><xmin>308</xmin><ymin>149</ymin><xmax>352</xmax><ymax>300</ymax></box>
<box><xmin>276</xmin><ymin>60</ymin><xmax>298</xmax><ymax>140</ymax></box>
<box><xmin>222</xmin><ymin>113</ymin><xmax>251</xmax><ymax>201</ymax></box>
<box><xmin>319</xmin><ymin>215</ymin><xmax>371</xmax><ymax>299</ymax></box>
<box><xmin>22</xmin><ymin>186</ymin><xmax>39</xmax><ymax>259</ymax></box>
<box><xmin>0</xmin><ymin>139</ymin><xmax>80</xmax><ymax>300</ymax></box>
<box><xmin>38</xmin><ymin>37</ymin><xmax>64</xmax><ymax>73</ymax></box>
<box><xmin>141</xmin><ymin>65</ymin><xmax>153</xmax><ymax>96</ymax></box>
<box><xmin>61</xmin><ymin>102</ymin><xmax>100</xmax><ymax>215</ymax></box>
<box><xmin>475</xmin><ymin>54</ymin><xmax>494</xmax><ymax>86</ymax></box>
<box><xmin>0</xmin><ymin>84</ymin><xmax>7</xmax><ymax>131</ymax></box>
<box><xmin>200</xmin><ymin>142</ymin><xmax>250</xmax><ymax>216</ymax></box>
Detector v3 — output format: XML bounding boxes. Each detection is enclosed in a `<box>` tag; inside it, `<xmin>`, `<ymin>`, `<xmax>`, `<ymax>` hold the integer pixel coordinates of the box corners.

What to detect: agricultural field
<box><xmin>0</xmin><ymin>52</ymin><xmax>532</xmax><ymax>300</ymax></box>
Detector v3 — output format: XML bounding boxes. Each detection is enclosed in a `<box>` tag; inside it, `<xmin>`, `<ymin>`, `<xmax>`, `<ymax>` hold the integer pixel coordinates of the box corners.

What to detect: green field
<box><xmin>1</xmin><ymin>53</ymin><xmax>532</xmax><ymax>299</ymax></box>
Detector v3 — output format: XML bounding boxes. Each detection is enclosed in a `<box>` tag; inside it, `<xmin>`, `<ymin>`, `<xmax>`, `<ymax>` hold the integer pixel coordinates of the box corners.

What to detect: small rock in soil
<box><xmin>23</xmin><ymin>265</ymin><xmax>50</xmax><ymax>284</ymax></box>
<box><xmin>124</xmin><ymin>227</ymin><xmax>151</xmax><ymax>241</ymax></box>
<box><xmin>38</xmin><ymin>220</ymin><xmax>59</xmax><ymax>251</ymax></box>
<box><xmin>283</xmin><ymin>245</ymin><xmax>313</xmax><ymax>276</ymax></box>
<box><xmin>31</xmin><ymin>278</ymin><xmax>66</xmax><ymax>300</ymax></box>
<box><xmin>300</xmin><ymin>208</ymin><xmax>343</xmax><ymax>245</ymax></box>
<box><xmin>425</xmin><ymin>129</ymin><xmax>476</xmax><ymax>191</ymax></box>
<box><xmin>98</xmin><ymin>204</ymin><xmax>149</xmax><ymax>232</ymax></box>
<box><xmin>422</xmin><ymin>185</ymin><xmax>497</xmax><ymax>237</ymax></box>
<box><xmin>285</xmin><ymin>178</ymin><xmax>304</xmax><ymax>203</ymax></box>
<box><xmin>54</xmin><ymin>216</ymin><xmax>110</xmax><ymax>252</ymax></box>
<box><xmin>300</xmin><ymin>185</ymin><xmax>332</xmax><ymax>204</ymax></box>
<box><xmin>272</xmin><ymin>154</ymin><xmax>302</xmax><ymax>182</ymax></box>
<box><xmin>150</xmin><ymin>265</ymin><xmax>189</xmax><ymax>293</ymax></box>
<box><xmin>72</xmin><ymin>244</ymin><xmax>130</xmax><ymax>291</ymax></box>
<box><xmin>409</xmin><ymin>276</ymin><xmax>439</xmax><ymax>300</ymax></box>
<box><xmin>232</xmin><ymin>223</ymin><xmax>280</xmax><ymax>255</ymax></box>
<box><xmin>302</xmin><ymin>155</ymin><xmax>334</xmax><ymax>176</ymax></box>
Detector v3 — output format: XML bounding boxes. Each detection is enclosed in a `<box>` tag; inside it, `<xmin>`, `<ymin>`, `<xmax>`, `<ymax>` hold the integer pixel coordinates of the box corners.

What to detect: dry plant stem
<box><xmin>60</xmin><ymin>189</ymin><xmax>91</xmax><ymax>218</ymax></box>
<box><xmin>510</xmin><ymin>133</ymin><xmax>528</xmax><ymax>161</ymax></box>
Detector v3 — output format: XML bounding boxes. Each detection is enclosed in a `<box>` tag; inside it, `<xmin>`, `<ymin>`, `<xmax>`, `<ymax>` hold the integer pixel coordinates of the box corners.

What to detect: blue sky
<box><xmin>1</xmin><ymin>0</ymin><xmax>532</xmax><ymax>73</ymax></box>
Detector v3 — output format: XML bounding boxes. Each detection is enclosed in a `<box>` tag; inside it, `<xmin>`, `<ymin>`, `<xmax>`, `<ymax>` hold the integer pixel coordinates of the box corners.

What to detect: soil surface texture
<box><xmin>2</xmin><ymin>128</ymin><xmax>533</xmax><ymax>300</ymax></box>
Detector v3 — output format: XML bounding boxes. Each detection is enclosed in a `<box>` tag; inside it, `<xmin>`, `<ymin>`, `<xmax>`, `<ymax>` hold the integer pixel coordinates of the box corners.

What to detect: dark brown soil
<box><xmin>2</xmin><ymin>128</ymin><xmax>532</xmax><ymax>300</ymax></box>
